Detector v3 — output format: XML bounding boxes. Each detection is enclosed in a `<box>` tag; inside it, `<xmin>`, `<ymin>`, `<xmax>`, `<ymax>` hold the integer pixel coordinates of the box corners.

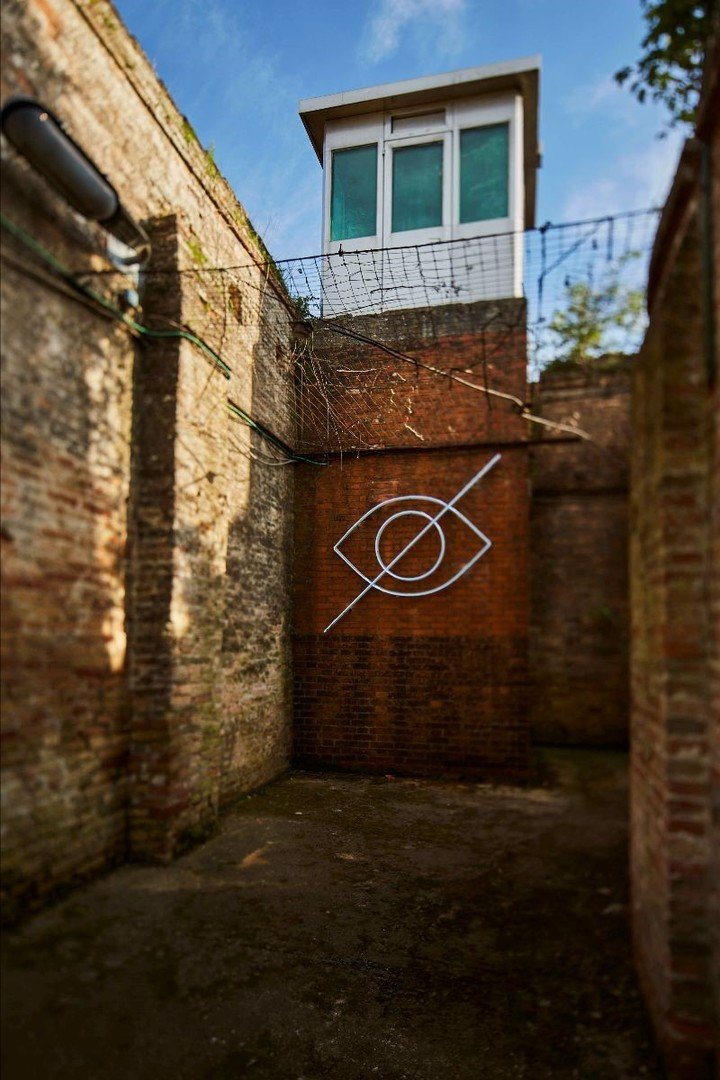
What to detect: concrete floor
<box><xmin>1</xmin><ymin>749</ymin><xmax>660</xmax><ymax>1079</ymax></box>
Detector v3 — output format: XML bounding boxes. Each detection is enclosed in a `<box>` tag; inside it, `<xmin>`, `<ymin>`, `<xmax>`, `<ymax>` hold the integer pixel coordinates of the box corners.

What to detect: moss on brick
<box><xmin>180</xmin><ymin>117</ymin><xmax>198</xmax><ymax>145</ymax></box>
<box><xmin>204</xmin><ymin>143</ymin><xmax>220</xmax><ymax>182</ymax></box>
<box><xmin>185</xmin><ymin>237</ymin><xmax>207</xmax><ymax>266</ymax></box>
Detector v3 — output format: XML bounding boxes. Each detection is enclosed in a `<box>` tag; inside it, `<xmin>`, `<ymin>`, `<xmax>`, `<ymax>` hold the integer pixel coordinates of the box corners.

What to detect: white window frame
<box><xmin>382</xmin><ymin>130</ymin><xmax>452</xmax><ymax>248</ymax></box>
<box><xmin>451</xmin><ymin>93</ymin><xmax>523</xmax><ymax>297</ymax></box>
<box><xmin>323</xmin><ymin>115</ymin><xmax>383</xmax><ymax>253</ymax></box>
<box><xmin>389</xmin><ymin>106</ymin><xmax>448</xmax><ymax>138</ymax></box>
<box><xmin>321</xmin><ymin>92</ymin><xmax>524</xmax><ymax>297</ymax></box>
<box><xmin>453</xmin><ymin>93</ymin><xmax>522</xmax><ymax>240</ymax></box>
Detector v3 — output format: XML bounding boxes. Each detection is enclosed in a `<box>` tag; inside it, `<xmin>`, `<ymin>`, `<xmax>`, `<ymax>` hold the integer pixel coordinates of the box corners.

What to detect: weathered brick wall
<box><xmin>529</xmin><ymin>364</ymin><xmax>632</xmax><ymax>746</ymax></box>
<box><xmin>294</xmin><ymin>303</ymin><xmax>531</xmax><ymax>779</ymax></box>
<box><xmin>296</xmin><ymin>300</ymin><xmax>528</xmax><ymax>454</ymax></box>
<box><xmin>1</xmin><ymin>164</ymin><xmax>135</xmax><ymax>910</ymax></box>
<box><xmin>707</xmin><ymin>42</ymin><xmax>720</xmax><ymax>1061</ymax></box>
<box><xmin>629</xmin><ymin>51</ymin><xmax>719</xmax><ymax>1074</ymax></box>
<box><xmin>1</xmin><ymin>0</ymin><xmax>296</xmax><ymax>912</ymax></box>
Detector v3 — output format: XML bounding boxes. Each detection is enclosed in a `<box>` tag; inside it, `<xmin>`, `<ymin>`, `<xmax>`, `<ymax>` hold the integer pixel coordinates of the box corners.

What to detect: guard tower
<box><xmin>299</xmin><ymin>56</ymin><xmax>540</xmax><ymax>313</ymax></box>
<box><xmin>293</xmin><ymin>57</ymin><xmax>541</xmax><ymax>784</ymax></box>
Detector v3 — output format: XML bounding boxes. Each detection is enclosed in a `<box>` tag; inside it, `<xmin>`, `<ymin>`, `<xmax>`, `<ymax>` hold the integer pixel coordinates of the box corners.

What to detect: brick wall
<box><xmin>629</xmin><ymin>40</ymin><xmax>719</xmax><ymax>1076</ymax></box>
<box><xmin>296</xmin><ymin>300</ymin><xmax>528</xmax><ymax>454</ymax></box>
<box><xmin>707</xmin><ymin>40</ymin><xmax>720</xmax><ymax>1063</ymax></box>
<box><xmin>293</xmin><ymin>302</ymin><xmax>531</xmax><ymax>779</ymax></box>
<box><xmin>1</xmin><ymin>0</ymin><xmax>296</xmax><ymax>914</ymax></box>
<box><xmin>530</xmin><ymin>364</ymin><xmax>632</xmax><ymax>746</ymax></box>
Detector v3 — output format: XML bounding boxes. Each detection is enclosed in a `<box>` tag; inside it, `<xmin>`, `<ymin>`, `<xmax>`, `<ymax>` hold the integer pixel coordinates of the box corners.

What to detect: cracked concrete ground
<box><xmin>1</xmin><ymin>749</ymin><xmax>660</xmax><ymax>1079</ymax></box>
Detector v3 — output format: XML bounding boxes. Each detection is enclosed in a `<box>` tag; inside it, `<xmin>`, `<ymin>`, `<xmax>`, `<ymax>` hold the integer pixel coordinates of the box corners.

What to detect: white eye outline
<box><xmin>334</xmin><ymin>495</ymin><xmax>490</xmax><ymax>598</ymax></box>
<box><xmin>324</xmin><ymin>452</ymin><xmax>501</xmax><ymax>633</ymax></box>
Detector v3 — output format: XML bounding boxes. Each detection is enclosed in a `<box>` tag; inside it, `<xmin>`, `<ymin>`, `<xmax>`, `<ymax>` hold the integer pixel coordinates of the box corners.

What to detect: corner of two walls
<box><xmin>529</xmin><ymin>363</ymin><xmax>634</xmax><ymax>748</ymax></box>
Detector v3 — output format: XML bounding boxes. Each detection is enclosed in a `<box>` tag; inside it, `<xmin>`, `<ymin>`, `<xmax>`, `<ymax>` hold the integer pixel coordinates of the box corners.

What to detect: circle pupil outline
<box><xmin>374</xmin><ymin>509</ymin><xmax>446</xmax><ymax>583</ymax></box>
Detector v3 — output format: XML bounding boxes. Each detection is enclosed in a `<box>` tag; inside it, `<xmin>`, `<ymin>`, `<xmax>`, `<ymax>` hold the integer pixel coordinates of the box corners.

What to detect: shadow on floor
<box><xmin>1</xmin><ymin>748</ymin><xmax>661</xmax><ymax>1079</ymax></box>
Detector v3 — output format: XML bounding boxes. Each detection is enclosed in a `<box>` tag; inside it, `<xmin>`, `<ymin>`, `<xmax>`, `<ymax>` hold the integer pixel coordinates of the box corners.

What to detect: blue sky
<box><xmin>114</xmin><ymin>0</ymin><xmax>683</xmax><ymax>261</ymax></box>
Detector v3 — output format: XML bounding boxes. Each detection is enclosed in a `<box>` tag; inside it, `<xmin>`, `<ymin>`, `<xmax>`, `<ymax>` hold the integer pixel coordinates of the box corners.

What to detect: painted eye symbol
<box><xmin>335</xmin><ymin>495</ymin><xmax>491</xmax><ymax>596</ymax></box>
<box><xmin>325</xmin><ymin>453</ymin><xmax>501</xmax><ymax>633</ymax></box>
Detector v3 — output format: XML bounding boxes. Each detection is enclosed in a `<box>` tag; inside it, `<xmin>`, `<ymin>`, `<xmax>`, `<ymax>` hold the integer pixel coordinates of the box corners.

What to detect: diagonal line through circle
<box><xmin>323</xmin><ymin>452</ymin><xmax>501</xmax><ymax>633</ymax></box>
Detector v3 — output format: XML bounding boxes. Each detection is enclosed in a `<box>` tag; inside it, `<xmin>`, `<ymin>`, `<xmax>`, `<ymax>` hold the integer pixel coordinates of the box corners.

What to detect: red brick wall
<box><xmin>297</xmin><ymin>300</ymin><xmax>527</xmax><ymax>454</ymax></box>
<box><xmin>293</xmin><ymin>302</ymin><xmax>531</xmax><ymax>779</ymax></box>
<box><xmin>629</xmin><ymin>73</ymin><xmax>719</xmax><ymax>1077</ymax></box>
<box><xmin>530</xmin><ymin>365</ymin><xmax>632</xmax><ymax>746</ymax></box>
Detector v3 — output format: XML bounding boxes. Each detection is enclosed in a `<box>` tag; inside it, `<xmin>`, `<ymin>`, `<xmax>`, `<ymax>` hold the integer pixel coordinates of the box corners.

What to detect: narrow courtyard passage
<box><xmin>1</xmin><ymin>750</ymin><xmax>660</xmax><ymax>1079</ymax></box>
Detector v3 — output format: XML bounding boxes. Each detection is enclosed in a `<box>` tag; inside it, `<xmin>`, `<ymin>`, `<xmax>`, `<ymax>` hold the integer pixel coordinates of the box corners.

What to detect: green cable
<box><xmin>227</xmin><ymin>399</ymin><xmax>316</xmax><ymax>463</ymax></box>
<box><xmin>0</xmin><ymin>211</ymin><xmax>231</xmax><ymax>378</ymax></box>
<box><xmin>0</xmin><ymin>212</ymin><xmax>326</xmax><ymax>466</ymax></box>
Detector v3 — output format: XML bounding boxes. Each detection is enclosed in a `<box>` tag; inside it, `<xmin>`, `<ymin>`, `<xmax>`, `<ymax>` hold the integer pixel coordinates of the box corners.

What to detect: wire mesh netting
<box><xmin>5</xmin><ymin>206</ymin><xmax>658</xmax><ymax>459</ymax></box>
<box><xmin>275</xmin><ymin>208</ymin><xmax>660</xmax><ymax>378</ymax></box>
<box><xmin>130</xmin><ymin>208</ymin><xmax>658</xmax><ymax>455</ymax></box>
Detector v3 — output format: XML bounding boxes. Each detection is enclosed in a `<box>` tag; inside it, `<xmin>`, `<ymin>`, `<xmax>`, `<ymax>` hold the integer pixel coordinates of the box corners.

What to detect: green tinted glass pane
<box><xmin>459</xmin><ymin>123</ymin><xmax>509</xmax><ymax>224</ymax></box>
<box><xmin>330</xmin><ymin>145</ymin><xmax>377</xmax><ymax>241</ymax></box>
<box><xmin>392</xmin><ymin>142</ymin><xmax>443</xmax><ymax>233</ymax></box>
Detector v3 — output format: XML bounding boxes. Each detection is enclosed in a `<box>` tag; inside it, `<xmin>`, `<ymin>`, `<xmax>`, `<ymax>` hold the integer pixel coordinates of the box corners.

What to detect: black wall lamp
<box><xmin>1</xmin><ymin>96</ymin><xmax>150</xmax><ymax>265</ymax></box>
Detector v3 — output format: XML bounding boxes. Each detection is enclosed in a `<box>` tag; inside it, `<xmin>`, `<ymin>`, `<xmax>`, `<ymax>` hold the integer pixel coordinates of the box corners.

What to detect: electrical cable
<box><xmin>0</xmin><ymin>212</ymin><xmax>327</xmax><ymax>466</ymax></box>
<box><xmin>227</xmin><ymin>400</ymin><xmax>319</xmax><ymax>464</ymax></box>
<box><xmin>0</xmin><ymin>211</ymin><xmax>232</xmax><ymax>378</ymax></box>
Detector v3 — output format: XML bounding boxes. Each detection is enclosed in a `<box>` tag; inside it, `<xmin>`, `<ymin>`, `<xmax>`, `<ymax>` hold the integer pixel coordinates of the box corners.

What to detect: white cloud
<box><xmin>564</xmin><ymin>76</ymin><xmax>616</xmax><ymax>116</ymax></box>
<box><xmin>562</xmin><ymin>133</ymin><xmax>684</xmax><ymax>221</ymax></box>
<box><xmin>360</xmin><ymin>0</ymin><xmax>467</xmax><ymax>65</ymax></box>
<box><xmin>559</xmin><ymin>69</ymin><xmax>685</xmax><ymax>220</ymax></box>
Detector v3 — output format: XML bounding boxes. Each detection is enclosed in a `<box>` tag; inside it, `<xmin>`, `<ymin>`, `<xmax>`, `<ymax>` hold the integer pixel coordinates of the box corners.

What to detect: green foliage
<box><xmin>275</xmin><ymin>264</ymin><xmax>314</xmax><ymax>319</ymax></box>
<box><xmin>615</xmin><ymin>0</ymin><xmax>716</xmax><ymax>128</ymax></box>
<box><xmin>179</xmin><ymin>118</ymin><xmax>219</xmax><ymax>180</ymax></box>
<box><xmin>547</xmin><ymin>256</ymin><xmax>645</xmax><ymax>367</ymax></box>
<box><xmin>293</xmin><ymin>295</ymin><xmax>314</xmax><ymax>320</ymax></box>
<box><xmin>181</xmin><ymin>117</ymin><xmax>198</xmax><ymax>145</ymax></box>
<box><xmin>204</xmin><ymin>142</ymin><xmax>220</xmax><ymax>182</ymax></box>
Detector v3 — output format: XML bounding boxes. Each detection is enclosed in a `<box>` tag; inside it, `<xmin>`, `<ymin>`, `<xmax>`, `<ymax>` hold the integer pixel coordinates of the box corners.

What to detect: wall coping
<box><xmin>73</xmin><ymin>0</ymin><xmax>296</xmax><ymax>314</ymax></box>
<box><xmin>646</xmin><ymin>139</ymin><xmax>700</xmax><ymax>314</ymax></box>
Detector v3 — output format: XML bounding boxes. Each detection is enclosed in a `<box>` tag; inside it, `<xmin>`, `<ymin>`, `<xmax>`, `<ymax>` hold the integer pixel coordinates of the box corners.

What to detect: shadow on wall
<box><xmin>0</xmin><ymin>166</ymin><xmax>134</xmax><ymax>921</ymax></box>
<box><xmin>125</xmin><ymin>212</ymin><xmax>296</xmax><ymax>864</ymax></box>
<box><xmin>1</xmin><ymin>184</ymin><xmax>297</xmax><ymax>918</ymax></box>
<box><xmin>217</xmin><ymin>295</ymin><xmax>295</xmax><ymax>807</ymax></box>
<box><xmin>529</xmin><ymin>361</ymin><xmax>633</xmax><ymax>749</ymax></box>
